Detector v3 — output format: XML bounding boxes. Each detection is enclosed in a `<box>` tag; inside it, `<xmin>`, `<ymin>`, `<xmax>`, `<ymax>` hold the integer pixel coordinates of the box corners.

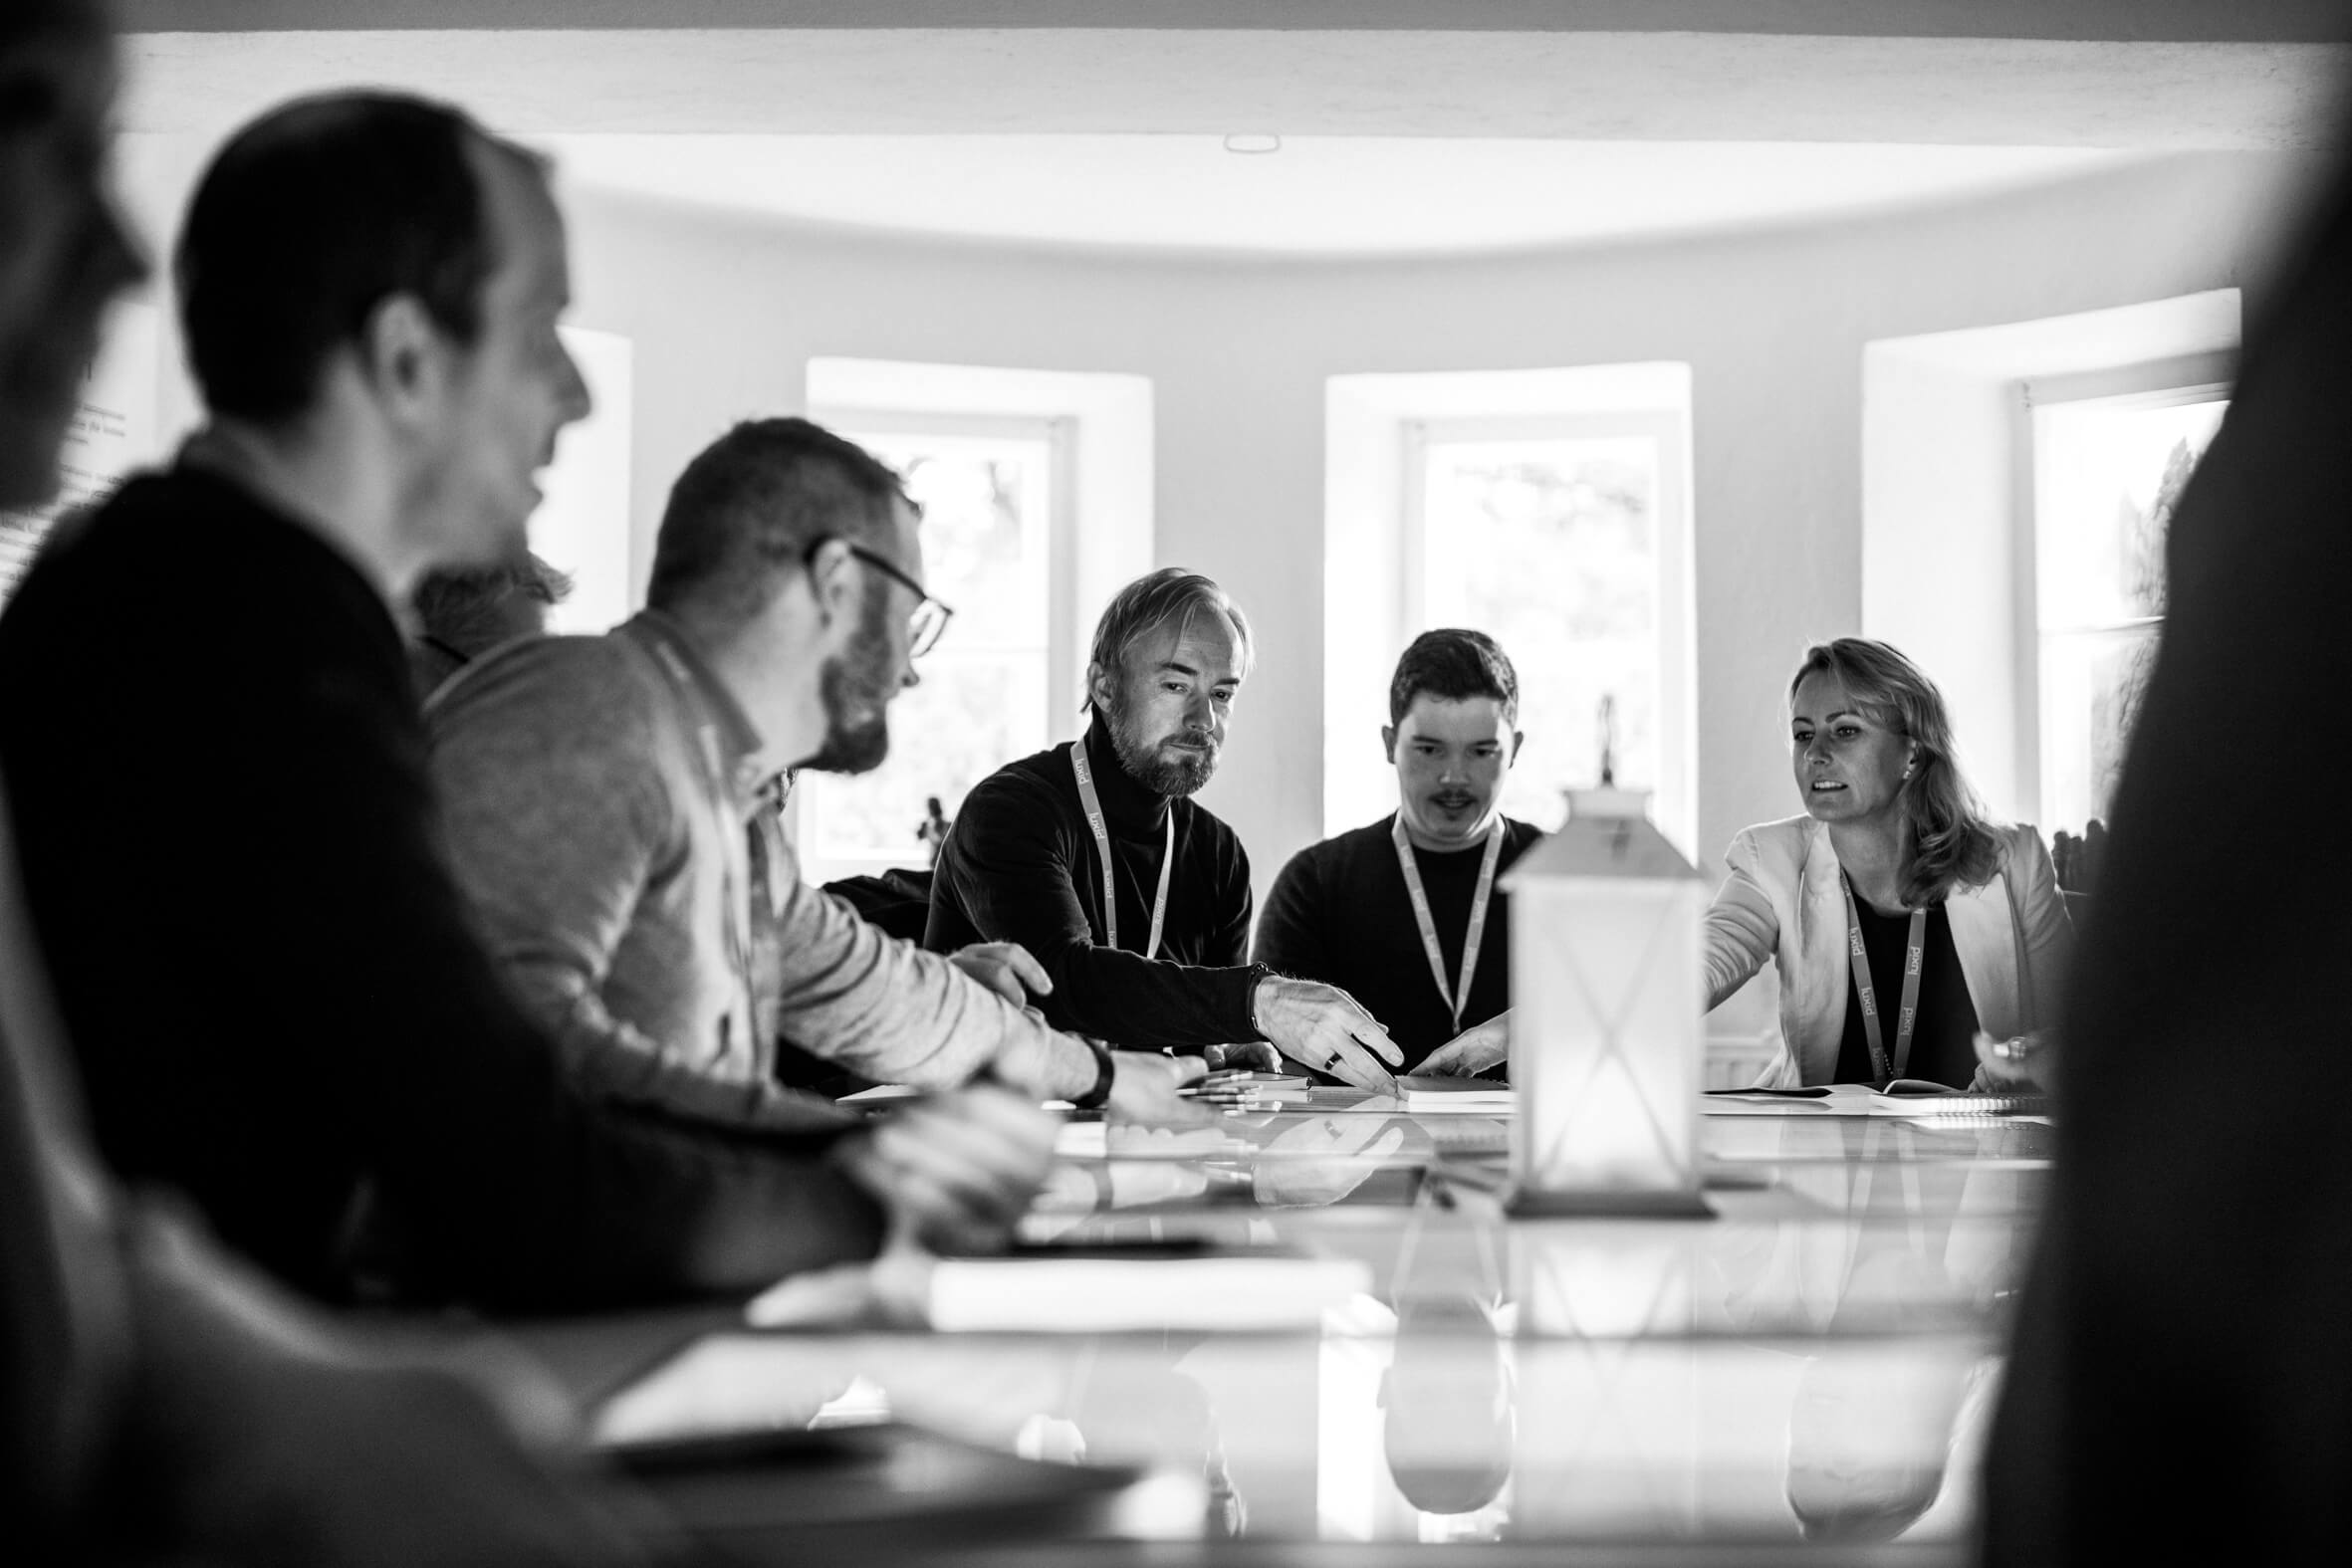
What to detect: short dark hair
<box><xmin>175</xmin><ymin>91</ymin><xmax>541</xmax><ymax>423</ymax></box>
<box><xmin>412</xmin><ymin>551</ymin><xmax>574</xmax><ymax>651</ymax></box>
<box><xmin>645</xmin><ymin>417</ymin><xmax>909</xmax><ymax>627</ymax></box>
<box><xmin>1388</xmin><ymin>628</ymin><xmax>1519</xmax><ymax>727</ymax></box>
<box><xmin>1083</xmin><ymin>567</ymin><xmax>1254</xmax><ymax>715</ymax></box>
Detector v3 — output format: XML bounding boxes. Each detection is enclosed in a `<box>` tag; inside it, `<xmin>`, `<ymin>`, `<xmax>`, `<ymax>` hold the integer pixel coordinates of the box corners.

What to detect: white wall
<box><xmin>543</xmin><ymin>153</ymin><xmax>2319</xmax><ymax>914</ymax></box>
<box><xmin>101</xmin><ymin>139</ymin><xmax>2322</xmax><ymax>1042</ymax></box>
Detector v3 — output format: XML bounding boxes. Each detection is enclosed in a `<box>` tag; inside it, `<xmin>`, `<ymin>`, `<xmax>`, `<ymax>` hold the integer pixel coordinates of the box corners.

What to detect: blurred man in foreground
<box><xmin>1981</xmin><ymin>145</ymin><xmax>2352</xmax><ymax>1566</ymax></box>
<box><xmin>927</xmin><ymin>566</ymin><xmax>1405</xmax><ymax>1092</ymax></box>
<box><xmin>1</xmin><ymin>4</ymin><xmax>658</xmax><ymax>1560</ymax></box>
<box><xmin>0</xmin><ymin>89</ymin><xmax>1051</xmax><ymax>1311</ymax></box>
<box><xmin>431</xmin><ymin>417</ymin><xmax>1202</xmax><ymax>1126</ymax></box>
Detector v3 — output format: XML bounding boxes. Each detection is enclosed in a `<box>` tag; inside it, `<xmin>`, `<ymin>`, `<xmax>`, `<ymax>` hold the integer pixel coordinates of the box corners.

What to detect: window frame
<box><xmin>792</xmin><ymin>405</ymin><xmax>1077</xmax><ymax>887</ymax></box>
<box><xmin>2013</xmin><ymin>349</ymin><xmax>2233</xmax><ymax>831</ymax></box>
<box><xmin>1395</xmin><ymin>407</ymin><xmax>1696</xmax><ymax>855</ymax></box>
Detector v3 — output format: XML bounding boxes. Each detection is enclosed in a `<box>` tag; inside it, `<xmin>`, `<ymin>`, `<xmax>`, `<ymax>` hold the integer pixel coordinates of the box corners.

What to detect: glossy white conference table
<box><xmin>532</xmin><ymin>1091</ymin><xmax>2050</xmax><ymax>1563</ymax></box>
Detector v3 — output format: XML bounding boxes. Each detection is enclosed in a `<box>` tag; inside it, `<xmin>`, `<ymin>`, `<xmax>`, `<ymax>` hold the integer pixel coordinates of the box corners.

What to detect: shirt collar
<box><xmin>625</xmin><ymin>609</ymin><xmax>769</xmax><ymax>805</ymax></box>
<box><xmin>1082</xmin><ymin>715</ymin><xmax>1174</xmax><ymax>836</ymax></box>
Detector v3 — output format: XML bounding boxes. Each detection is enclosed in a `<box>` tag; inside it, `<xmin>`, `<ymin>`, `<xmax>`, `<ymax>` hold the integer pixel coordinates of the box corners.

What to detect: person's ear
<box><xmin>804</xmin><ymin>537</ymin><xmax>857</xmax><ymax>632</ymax></box>
<box><xmin>1085</xmin><ymin>660</ymin><xmax>1117</xmax><ymax>716</ymax></box>
<box><xmin>354</xmin><ymin>294</ymin><xmax>442</xmax><ymax>424</ymax></box>
<box><xmin>1509</xmin><ymin>729</ymin><xmax>1526</xmax><ymax>767</ymax></box>
<box><xmin>1381</xmin><ymin>724</ymin><xmax>1398</xmax><ymax>765</ymax></box>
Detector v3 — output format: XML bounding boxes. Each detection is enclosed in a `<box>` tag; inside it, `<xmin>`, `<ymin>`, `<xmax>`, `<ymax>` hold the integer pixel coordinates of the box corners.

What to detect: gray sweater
<box><xmin>427</xmin><ymin>612</ymin><xmax>1085</xmax><ymax>1125</ymax></box>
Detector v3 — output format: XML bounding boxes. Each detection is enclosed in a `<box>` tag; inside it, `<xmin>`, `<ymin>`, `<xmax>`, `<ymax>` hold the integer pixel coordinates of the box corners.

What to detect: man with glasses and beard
<box><xmin>430</xmin><ymin>417</ymin><xmax>1204</xmax><ymax>1125</ymax></box>
<box><xmin>927</xmin><ymin>568</ymin><xmax>1405</xmax><ymax>1092</ymax></box>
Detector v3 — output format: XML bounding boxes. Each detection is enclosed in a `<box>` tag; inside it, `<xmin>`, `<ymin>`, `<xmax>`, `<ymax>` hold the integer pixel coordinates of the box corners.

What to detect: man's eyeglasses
<box><xmin>805</xmin><ymin>536</ymin><xmax>955</xmax><ymax>659</ymax></box>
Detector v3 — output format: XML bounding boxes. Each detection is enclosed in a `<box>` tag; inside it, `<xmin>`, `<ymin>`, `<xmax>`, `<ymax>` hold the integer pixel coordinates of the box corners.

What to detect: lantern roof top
<box><xmin>1504</xmin><ymin>786</ymin><xmax>1701</xmax><ymax>885</ymax></box>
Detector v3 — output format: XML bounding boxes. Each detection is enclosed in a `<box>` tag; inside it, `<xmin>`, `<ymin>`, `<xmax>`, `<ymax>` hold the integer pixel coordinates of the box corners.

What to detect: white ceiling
<box><xmin>541</xmin><ymin>133</ymin><xmax>2145</xmax><ymax>258</ymax></box>
<box><xmin>118</xmin><ymin>25</ymin><xmax>2336</xmax><ymax>259</ymax></box>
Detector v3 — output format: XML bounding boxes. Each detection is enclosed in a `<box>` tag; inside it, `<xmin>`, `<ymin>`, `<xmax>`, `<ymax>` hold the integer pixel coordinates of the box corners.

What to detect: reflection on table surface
<box><xmin>586</xmin><ymin>1090</ymin><xmax>2046</xmax><ymax>1553</ymax></box>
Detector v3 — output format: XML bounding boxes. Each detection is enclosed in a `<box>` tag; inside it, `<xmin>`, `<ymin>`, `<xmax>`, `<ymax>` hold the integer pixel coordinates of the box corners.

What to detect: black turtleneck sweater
<box><xmin>1255</xmin><ymin>812</ymin><xmax>1544</xmax><ymax>1071</ymax></box>
<box><xmin>924</xmin><ymin>721</ymin><xmax>1262</xmax><ymax>1049</ymax></box>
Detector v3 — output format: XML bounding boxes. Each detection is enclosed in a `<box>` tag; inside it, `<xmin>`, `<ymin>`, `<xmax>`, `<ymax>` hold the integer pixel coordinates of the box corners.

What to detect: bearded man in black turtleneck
<box><xmin>927</xmin><ymin>568</ymin><xmax>1403</xmax><ymax>1092</ymax></box>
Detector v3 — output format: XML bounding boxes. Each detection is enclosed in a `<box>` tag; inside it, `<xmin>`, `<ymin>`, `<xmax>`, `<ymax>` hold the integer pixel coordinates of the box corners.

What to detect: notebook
<box><xmin>1398</xmin><ymin>1073</ymin><xmax>1515</xmax><ymax>1111</ymax></box>
<box><xmin>747</xmin><ymin>1245</ymin><xmax>1371</xmax><ymax>1333</ymax></box>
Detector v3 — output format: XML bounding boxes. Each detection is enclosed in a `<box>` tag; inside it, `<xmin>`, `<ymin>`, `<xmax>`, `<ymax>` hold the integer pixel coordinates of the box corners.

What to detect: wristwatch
<box><xmin>1070</xmin><ymin>1037</ymin><xmax>1116</xmax><ymax>1111</ymax></box>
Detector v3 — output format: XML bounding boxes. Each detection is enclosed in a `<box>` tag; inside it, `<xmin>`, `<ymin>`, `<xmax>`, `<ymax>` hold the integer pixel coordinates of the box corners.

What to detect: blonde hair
<box><xmin>1789</xmin><ymin>637</ymin><xmax>2003</xmax><ymax>907</ymax></box>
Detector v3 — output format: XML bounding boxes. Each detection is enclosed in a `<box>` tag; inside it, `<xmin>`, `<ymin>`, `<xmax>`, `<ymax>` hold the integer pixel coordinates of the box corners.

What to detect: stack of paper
<box><xmin>1398</xmin><ymin>1073</ymin><xmax>1514</xmax><ymax>1112</ymax></box>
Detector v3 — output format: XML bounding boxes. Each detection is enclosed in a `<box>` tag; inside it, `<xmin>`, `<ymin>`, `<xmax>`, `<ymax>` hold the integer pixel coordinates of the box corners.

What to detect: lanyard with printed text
<box><xmin>1069</xmin><ymin>739</ymin><xmax>1173</xmax><ymax>960</ymax></box>
<box><xmin>1839</xmin><ymin>874</ymin><xmax>1927</xmax><ymax>1086</ymax></box>
<box><xmin>1392</xmin><ymin>813</ymin><xmax>1505</xmax><ymax>1034</ymax></box>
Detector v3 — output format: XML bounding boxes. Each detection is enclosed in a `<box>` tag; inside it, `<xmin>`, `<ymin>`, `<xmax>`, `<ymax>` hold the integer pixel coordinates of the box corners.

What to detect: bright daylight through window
<box><xmin>1412</xmin><ymin>421</ymin><xmax>1668</xmax><ymax>831</ymax></box>
<box><xmin>2030</xmin><ymin>387</ymin><xmax>2229</xmax><ymax>837</ymax></box>
<box><xmin>1325</xmin><ymin>366</ymin><xmax>1695</xmax><ymax>858</ymax></box>
<box><xmin>796</xmin><ymin>422</ymin><xmax>1058</xmax><ymax>881</ymax></box>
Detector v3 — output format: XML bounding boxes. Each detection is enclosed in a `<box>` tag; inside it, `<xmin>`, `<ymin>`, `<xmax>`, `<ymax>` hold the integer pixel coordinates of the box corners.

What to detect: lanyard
<box><xmin>1392</xmin><ymin>813</ymin><xmax>1505</xmax><ymax>1034</ymax></box>
<box><xmin>1068</xmin><ymin>739</ymin><xmax>1173</xmax><ymax>959</ymax></box>
<box><xmin>1839</xmin><ymin>874</ymin><xmax>1927</xmax><ymax>1086</ymax></box>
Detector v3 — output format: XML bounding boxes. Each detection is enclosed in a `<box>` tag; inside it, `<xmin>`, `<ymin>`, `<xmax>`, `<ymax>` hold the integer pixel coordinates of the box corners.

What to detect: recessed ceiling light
<box><xmin>1222</xmin><ymin>132</ymin><xmax>1283</xmax><ymax>155</ymax></box>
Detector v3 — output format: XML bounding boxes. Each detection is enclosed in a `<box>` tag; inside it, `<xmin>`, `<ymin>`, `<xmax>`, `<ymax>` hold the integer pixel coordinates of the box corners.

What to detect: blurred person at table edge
<box><xmin>1257</xmin><ymin>628</ymin><xmax>1542</xmax><ymax>1075</ymax></box>
<box><xmin>1986</xmin><ymin>123</ymin><xmax>2352</xmax><ymax>1564</ymax></box>
<box><xmin>1706</xmin><ymin>637</ymin><xmax>2069</xmax><ymax>1090</ymax></box>
<box><xmin>0</xmin><ymin>87</ymin><xmax>1054</xmax><ymax>1313</ymax></box>
<box><xmin>0</xmin><ymin>4</ymin><xmax>663</xmax><ymax>1562</ymax></box>
<box><xmin>928</xmin><ymin>566</ymin><xmax>1406</xmax><ymax>1093</ymax></box>
<box><xmin>406</xmin><ymin>543</ymin><xmax>571</xmax><ymax>699</ymax></box>
<box><xmin>430</xmin><ymin>416</ymin><xmax>1204</xmax><ymax>1129</ymax></box>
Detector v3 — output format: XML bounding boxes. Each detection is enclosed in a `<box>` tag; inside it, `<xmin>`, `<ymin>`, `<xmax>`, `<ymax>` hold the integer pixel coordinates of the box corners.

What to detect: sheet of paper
<box><xmin>0</xmin><ymin>302</ymin><xmax>159</xmax><ymax>613</ymax></box>
<box><xmin>927</xmin><ymin>1254</ymin><xmax>1372</xmax><ymax>1332</ymax></box>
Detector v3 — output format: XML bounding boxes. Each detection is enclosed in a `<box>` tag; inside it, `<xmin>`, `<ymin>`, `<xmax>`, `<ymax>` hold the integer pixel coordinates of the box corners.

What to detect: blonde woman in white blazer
<box><xmin>1704</xmin><ymin>638</ymin><xmax>2072</xmax><ymax>1090</ymax></box>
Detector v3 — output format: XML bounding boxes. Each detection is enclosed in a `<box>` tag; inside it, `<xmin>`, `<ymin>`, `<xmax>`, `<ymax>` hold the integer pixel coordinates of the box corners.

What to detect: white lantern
<box><xmin>1505</xmin><ymin>785</ymin><xmax>1710</xmax><ymax>1217</ymax></box>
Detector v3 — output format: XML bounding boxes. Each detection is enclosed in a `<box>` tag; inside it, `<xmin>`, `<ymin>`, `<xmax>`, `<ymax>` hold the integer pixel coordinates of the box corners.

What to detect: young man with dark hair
<box><xmin>928</xmin><ymin>566</ymin><xmax>1404</xmax><ymax>1092</ymax></box>
<box><xmin>1255</xmin><ymin>629</ymin><xmax>1543</xmax><ymax>1074</ymax></box>
<box><xmin>0</xmin><ymin>91</ymin><xmax>1050</xmax><ymax>1312</ymax></box>
<box><xmin>429</xmin><ymin>417</ymin><xmax>1202</xmax><ymax>1126</ymax></box>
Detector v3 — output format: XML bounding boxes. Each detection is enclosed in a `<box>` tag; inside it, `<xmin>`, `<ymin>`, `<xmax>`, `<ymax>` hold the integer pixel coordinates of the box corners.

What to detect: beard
<box><xmin>1107</xmin><ymin>701</ymin><xmax>1220</xmax><ymax>798</ymax></box>
<box><xmin>802</xmin><ymin>578</ymin><xmax>896</xmax><ymax>776</ymax></box>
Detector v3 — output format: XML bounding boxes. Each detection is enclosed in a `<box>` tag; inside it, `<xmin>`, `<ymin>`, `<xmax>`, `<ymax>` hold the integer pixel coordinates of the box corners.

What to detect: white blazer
<box><xmin>1702</xmin><ymin>815</ymin><xmax>2073</xmax><ymax>1088</ymax></box>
